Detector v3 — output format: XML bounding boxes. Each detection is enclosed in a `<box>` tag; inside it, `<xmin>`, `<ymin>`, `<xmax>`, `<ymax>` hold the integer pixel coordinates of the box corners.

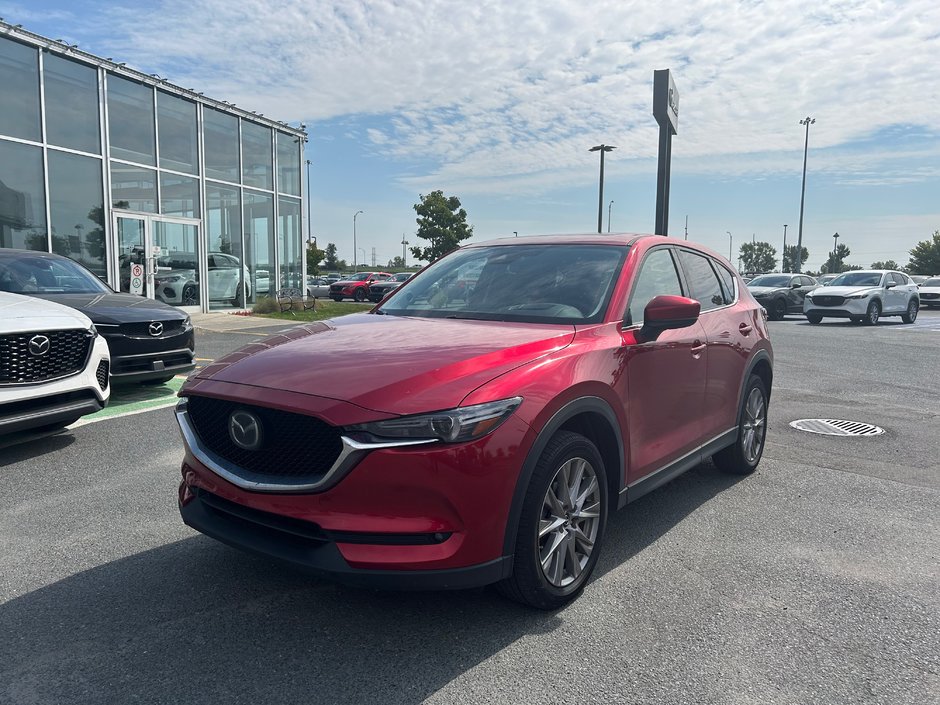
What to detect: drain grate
<box><xmin>790</xmin><ymin>419</ymin><xmax>885</xmax><ymax>437</ymax></box>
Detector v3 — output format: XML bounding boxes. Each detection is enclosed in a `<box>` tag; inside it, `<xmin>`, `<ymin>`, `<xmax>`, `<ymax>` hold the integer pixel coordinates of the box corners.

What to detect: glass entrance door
<box><xmin>113</xmin><ymin>213</ymin><xmax>201</xmax><ymax>310</ymax></box>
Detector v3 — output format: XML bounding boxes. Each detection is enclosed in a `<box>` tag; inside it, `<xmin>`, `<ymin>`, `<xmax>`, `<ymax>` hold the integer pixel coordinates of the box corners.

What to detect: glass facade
<box><xmin>0</xmin><ymin>27</ymin><xmax>306</xmax><ymax>312</ymax></box>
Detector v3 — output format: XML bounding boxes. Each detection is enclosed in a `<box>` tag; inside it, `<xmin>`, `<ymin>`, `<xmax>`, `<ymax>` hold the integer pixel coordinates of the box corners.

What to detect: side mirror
<box><xmin>885</xmin><ymin>281</ymin><xmax>897</xmax><ymax>289</ymax></box>
<box><xmin>791</xmin><ymin>281</ymin><xmax>801</xmax><ymax>289</ymax></box>
<box><xmin>639</xmin><ymin>295</ymin><xmax>701</xmax><ymax>342</ymax></box>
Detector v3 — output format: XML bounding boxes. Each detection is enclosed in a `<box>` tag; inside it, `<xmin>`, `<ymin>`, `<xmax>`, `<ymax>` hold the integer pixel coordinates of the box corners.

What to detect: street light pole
<box><xmin>832</xmin><ymin>232</ymin><xmax>840</xmax><ymax>273</ymax></box>
<box><xmin>607</xmin><ymin>200</ymin><xmax>614</xmax><ymax>233</ymax></box>
<box><xmin>401</xmin><ymin>234</ymin><xmax>409</xmax><ymax>268</ymax></box>
<box><xmin>727</xmin><ymin>231</ymin><xmax>732</xmax><ymax>262</ymax></box>
<box><xmin>796</xmin><ymin>116</ymin><xmax>815</xmax><ymax>273</ymax></box>
<box><xmin>782</xmin><ymin>224</ymin><xmax>788</xmax><ymax>271</ymax></box>
<box><xmin>353</xmin><ymin>210</ymin><xmax>363</xmax><ymax>273</ymax></box>
<box><xmin>589</xmin><ymin>145</ymin><xmax>615</xmax><ymax>234</ymax></box>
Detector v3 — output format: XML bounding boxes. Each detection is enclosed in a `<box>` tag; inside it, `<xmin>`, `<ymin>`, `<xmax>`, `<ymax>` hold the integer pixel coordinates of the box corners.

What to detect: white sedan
<box><xmin>803</xmin><ymin>270</ymin><xmax>920</xmax><ymax>325</ymax></box>
<box><xmin>0</xmin><ymin>292</ymin><xmax>110</xmax><ymax>434</ymax></box>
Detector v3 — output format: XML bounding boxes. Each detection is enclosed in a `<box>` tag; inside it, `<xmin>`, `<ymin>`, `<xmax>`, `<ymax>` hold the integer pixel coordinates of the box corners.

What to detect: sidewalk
<box><xmin>189</xmin><ymin>312</ymin><xmax>299</xmax><ymax>333</ymax></box>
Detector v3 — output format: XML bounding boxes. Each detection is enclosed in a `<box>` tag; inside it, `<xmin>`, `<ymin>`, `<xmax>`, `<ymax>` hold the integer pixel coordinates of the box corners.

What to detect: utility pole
<box><xmin>684</xmin><ymin>215</ymin><xmax>688</xmax><ymax>241</ymax></box>
<box><xmin>353</xmin><ymin>210</ymin><xmax>363</xmax><ymax>273</ymax></box>
<box><xmin>607</xmin><ymin>200</ymin><xmax>614</xmax><ymax>233</ymax></box>
<box><xmin>782</xmin><ymin>224</ymin><xmax>788</xmax><ymax>271</ymax></box>
<box><xmin>589</xmin><ymin>145</ymin><xmax>615</xmax><ymax>233</ymax></box>
<box><xmin>401</xmin><ymin>234</ymin><xmax>409</xmax><ymax>267</ymax></box>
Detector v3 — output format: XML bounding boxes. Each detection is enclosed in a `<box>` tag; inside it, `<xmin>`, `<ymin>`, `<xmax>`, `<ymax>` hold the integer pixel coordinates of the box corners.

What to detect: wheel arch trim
<box><xmin>501</xmin><ymin>396</ymin><xmax>624</xmax><ymax>555</ymax></box>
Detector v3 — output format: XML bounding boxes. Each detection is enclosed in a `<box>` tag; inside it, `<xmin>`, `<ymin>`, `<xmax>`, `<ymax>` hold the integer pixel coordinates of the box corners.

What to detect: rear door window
<box><xmin>677</xmin><ymin>249</ymin><xmax>725</xmax><ymax>312</ymax></box>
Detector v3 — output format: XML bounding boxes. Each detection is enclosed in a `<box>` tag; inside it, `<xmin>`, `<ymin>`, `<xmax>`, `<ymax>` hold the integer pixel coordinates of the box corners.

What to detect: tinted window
<box><xmin>161</xmin><ymin>173</ymin><xmax>199</xmax><ymax>217</ymax></box>
<box><xmin>716</xmin><ymin>264</ymin><xmax>737</xmax><ymax>304</ymax></box>
<box><xmin>801</xmin><ymin>276</ymin><xmax>816</xmax><ymax>287</ymax></box>
<box><xmin>157</xmin><ymin>91</ymin><xmax>198</xmax><ymax>174</ymax></box>
<box><xmin>110</xmin><ymin>162</ymin><xmax>157</xmax><ymax>212</ymax></box>
<box><xmin>47</xmin><ymin>150</ymin><xmax>106</xmax><ymax>276</ymax></box>
<box><xmin>677</xmin><ymin>249</ymin><xmax>724</xmax><ymax>311</ymax></box>
<box><xmin>0</xmin><ymin>37</ymin><xmax>40</xmax><ymax>141</ymax></box>
<box><xmin>0</xmin><ymin>253</ymin><xmax>109</xmax><ymax>294</ymax></box>
<box><xmin>44</xmin><ymin>53</ymin><xmax>101</xmax><ymax>154</ymax></box>
<box><xmin>627</xmin><ymin>248</ymin><xmax>684</xmax><ymax>325</ymax></box>
<box><xmin>0</xmin><ymin>140</ymin><xmax>46</xmax><ymax>250</ymax></box>
<box><xmin>107</xmin><ymin>75</ymin><xmax>155</xmax><ymax>165</ymax></box>
<box><xmin>204</xmin><ymin>109</ymin><xmax>240</xmax><ymax>182</ymax></box>
<box><xmin>242</xmin><ymin>121</ymin><xmax>273</xmax><ymax>190</ymax></box>
<box><xmin>828</xmin><ymin>272</ymin><xmax>882</xmax><ymax>287</ymax></box>
<box><xmin>748</xmin><ymin>274</ymin><xmax>789</xmax><ymax>287</ymax></box>
<box><xmin>276</xmin><ymin>131</ymin><xmax>301</xmax><ymax>196</ymax></box>
<box><xmin>890</xmin><ymin>273</ymin><xmax>907</xmax><ymax>285</ymax></box>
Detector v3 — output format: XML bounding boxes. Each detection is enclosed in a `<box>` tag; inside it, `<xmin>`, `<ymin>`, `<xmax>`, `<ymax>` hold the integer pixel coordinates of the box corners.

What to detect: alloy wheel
<box><xmin>538</xmin><ymin>456</ymin><xmax>602</xmax><ymax>588</ymax></box>
<box><xmin>740</xmin><ymin>386</ymin><xmax>766</xmax><ymax>464</ymax></box>
<box><xmin>867</xmin><ymin>302</ymin><xmax>880</xmax><ymax>325</ymax></box>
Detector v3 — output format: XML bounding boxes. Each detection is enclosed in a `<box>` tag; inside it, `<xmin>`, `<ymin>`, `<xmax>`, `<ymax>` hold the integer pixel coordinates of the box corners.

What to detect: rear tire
<box><xmin>713</xmin><ymin>374</ymin><xmax>768</xmax><ymax>475</ymax></box>
<box><xmin>901</xmin><ymin>299</ymin><xmax>918</xmax><ymax>324</ymax></box>
<box><xmin>497</xmin><ymin>430</ymin><xmax>608</xmax><ymax>610</ymax></box>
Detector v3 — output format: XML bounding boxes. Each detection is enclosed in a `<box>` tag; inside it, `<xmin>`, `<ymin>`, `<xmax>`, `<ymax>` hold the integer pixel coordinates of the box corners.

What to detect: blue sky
<box><xmin>6</xmin><ymin>0</ymin><xmax>939</xmax><ymax>271</ymax></box>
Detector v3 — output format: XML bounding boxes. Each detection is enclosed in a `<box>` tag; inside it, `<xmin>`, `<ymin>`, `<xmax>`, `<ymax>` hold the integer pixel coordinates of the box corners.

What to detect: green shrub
<box><xmin>252</xmin><ymin>296</ymin><xmax>279</xmax><ymax>314</ymax></box>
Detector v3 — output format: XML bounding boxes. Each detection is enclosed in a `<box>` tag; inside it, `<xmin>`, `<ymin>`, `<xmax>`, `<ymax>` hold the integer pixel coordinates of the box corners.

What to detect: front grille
<box><xmin>120</xmin><ymin>319</ymin><xmax>185</xmax><ymax>338</ymax></box>
<box><xmin>920</xmin><ymin>292</ymin><xmax>939</xmax><ymax>300</ymax></box>
<box><xmin>96</xmin><ymin>360</ymin><xmax>110</xmax><ymax>390</ymax></box>
<box><xmin>330</xmin><ymin>284</ymin><xmax>343</xmax><ymax>293</ymax></box>
<box><xmin>812</xmin><ymin>295</ymin><xmax>845</xmax><ymax>307</ymax></box>
<box><xmin>0</xmin><ymin>329</ymin><xmax>91</xmax><ymax>385</ymax></box>
<box><xmin>185</xmin><ymin>395</ymin><xmax>344</xmax><ymax>479</ymax></box>
<box><xmin>370</xmin><ymin>285</ymin><xmax>387</xmax><ymax>295</ymax></box>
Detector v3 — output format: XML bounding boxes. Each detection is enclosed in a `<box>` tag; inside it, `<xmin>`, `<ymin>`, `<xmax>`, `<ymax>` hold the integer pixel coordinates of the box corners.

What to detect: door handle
<box><xmin>691</xmin><ymin>341</ymin><xmax>706</xmax><ymax>355</ymax></box>
<box><xmin>739</xmin><ymin>323</ymin><xmax>752</xmax><ymax>335</ymax></box>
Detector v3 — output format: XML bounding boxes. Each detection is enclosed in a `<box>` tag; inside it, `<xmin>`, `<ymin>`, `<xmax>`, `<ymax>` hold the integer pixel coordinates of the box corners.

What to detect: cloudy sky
<box><xmin>7</xmin><ymin>0</ymin><xmax>939</xmax><ymax>270</ymax></box>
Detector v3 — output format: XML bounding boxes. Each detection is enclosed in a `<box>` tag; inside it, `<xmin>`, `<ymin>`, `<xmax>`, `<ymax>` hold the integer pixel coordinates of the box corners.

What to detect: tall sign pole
<box><xmin>796</xmin><ymin>116</ymin><xmax>815</xmax><ymax>273</ymax></box>
<box><xmin>653</xmin><ymin>69</ymin><xmax>679</xmax><ymax>236</ymax></box>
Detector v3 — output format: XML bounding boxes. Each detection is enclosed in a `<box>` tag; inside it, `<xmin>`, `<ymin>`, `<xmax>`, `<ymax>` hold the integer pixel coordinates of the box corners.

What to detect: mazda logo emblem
<box><xmin>28</xmin><ymin>334</ymin><xmax>51</xmax><ymax>356</ymax></box>
<box><xmin>229</xmin><ymin>410</ymin><xmax>263</xmax><ymax>451</ymax></box>
<box><xmin>148</xmin><ymin>321</ymin><xmax>163</xmax><ymax>337</ymax></box>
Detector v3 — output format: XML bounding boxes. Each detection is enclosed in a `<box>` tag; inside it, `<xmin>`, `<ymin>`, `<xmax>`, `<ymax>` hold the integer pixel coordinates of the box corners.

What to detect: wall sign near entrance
<box><xmin>130</xmin><ymin>263</ymin><xmax>144</xmax><ymax>295</ymax></box>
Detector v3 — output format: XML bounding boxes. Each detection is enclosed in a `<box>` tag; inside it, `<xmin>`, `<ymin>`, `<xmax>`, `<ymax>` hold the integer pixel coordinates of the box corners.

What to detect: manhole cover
<box><xmin>789</xmin><ymin>419</ymin><xmax>885</xmax><ymax>437</ymax></box>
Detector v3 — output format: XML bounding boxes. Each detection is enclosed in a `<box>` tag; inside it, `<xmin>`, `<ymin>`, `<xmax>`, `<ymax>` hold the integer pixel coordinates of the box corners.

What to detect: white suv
<box><xmin>0</xmin><ymin>292</ymin><xmax>111</xmax><ymax>434</ymax></box>
<box><xmin>803</xmin><ymin>270</ymin><xmax>920</xmax><ymax>325</ymax></box>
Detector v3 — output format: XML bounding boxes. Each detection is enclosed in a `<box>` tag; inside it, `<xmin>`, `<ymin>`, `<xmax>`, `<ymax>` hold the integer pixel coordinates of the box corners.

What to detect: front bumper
<box><xmin>103</xmin><ymin>325</ymin><xmax>196</xmax><ymax>383</ymax></box>
<box><xmin>176</xmin><ymin>395</ymin><xmax>535</xmax><ymax>586</ymax></box>
<box><xmin>804</xmin><ymin>297</ymin><xmax>871</xmax><ymax>318</ymax></box>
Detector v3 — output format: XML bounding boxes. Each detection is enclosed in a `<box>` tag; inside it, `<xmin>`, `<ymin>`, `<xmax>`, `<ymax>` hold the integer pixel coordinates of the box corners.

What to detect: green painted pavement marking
<box><xmin>73</xmin><ymin>376</ymin><xmax>186</xmax><ymax>426</ymax></box>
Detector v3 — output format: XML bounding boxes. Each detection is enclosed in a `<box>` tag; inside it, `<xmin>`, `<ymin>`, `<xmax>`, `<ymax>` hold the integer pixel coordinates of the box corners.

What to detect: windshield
<box><xmin>346</xmin><ymin>273</ymin><xmax>371</xmax><ymax>282</ymax></box>
<box><xmin>748</xmin><ymin>275</ymin><xmax>791</xmax><ymax>287</ymax></box>
<box><xmin>0</xmin><ymin>254</ymin><xmax>111</xmax><ymax>295</ymax></box>
<box><xmin>377</xmin><ymin>243</ymin><xmax>628</xmax><ymax>324</ymax></box>
<box><xmin>922</xmin><ymin>278</ymin><xmax>940</xmax><ymax>287</ymax></box>
<box><xmin>391</xmin><ymin>272</ymin><xmax>411</xmax><ymax>282</ymax></box>
<box><xmin>830</xmin><ymin>272</ymin><xmax>883</xmax><ymax>287</ymax></box>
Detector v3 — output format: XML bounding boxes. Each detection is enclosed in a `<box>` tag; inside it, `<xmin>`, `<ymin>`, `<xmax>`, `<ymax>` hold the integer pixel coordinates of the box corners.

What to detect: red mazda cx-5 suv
<box><xmin>176</xmin><ymin>234</ymin><xmax>772</xmax><ymax>608</ymax></box>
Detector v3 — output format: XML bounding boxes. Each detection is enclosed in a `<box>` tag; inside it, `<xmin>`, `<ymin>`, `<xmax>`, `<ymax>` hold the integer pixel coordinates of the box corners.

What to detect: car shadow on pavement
<box><xmin>0</xmin><ymin>462</ymin><xmax>743</xmax><ymax>705</ymax></box>
<box><xmin>0</xmin><ymin>429</ymin><xmax>75</xmax><ymax>464</ymax></box>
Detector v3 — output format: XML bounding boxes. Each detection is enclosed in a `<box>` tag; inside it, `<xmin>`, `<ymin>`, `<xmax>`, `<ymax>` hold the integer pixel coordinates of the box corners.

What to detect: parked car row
<box><xmin>0</xmin><ymin>248</ymin><xmax>196</xmax><ymax>435</ymax></box>
<box><xmin>746</xmin><ymin>269</ymin><xmax>928</xmax><ymax>325</ymax></box>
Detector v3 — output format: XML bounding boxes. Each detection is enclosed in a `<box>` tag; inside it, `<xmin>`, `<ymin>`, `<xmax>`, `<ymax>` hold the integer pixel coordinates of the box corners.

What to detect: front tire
<box><xmin>771</xmin><ymin>299</ymin><xmax>787</xmax><ymax>321</ymax></box>
<box><xmin>865</xmin><ymin>300</ymin><xmax>881</xmax><ymax>326</ymax></box>
<box><xmin>806</xmin><ymin>314</ymin><xmax>822</xmax><ymax>324</ymax></box>
<box><xmin>713</xmin><ymin>374</ymin><xmax>768</xmax><ymax>475</ymax></box>
<box><xmin>353</xmin><ymin>287</ymin><xmax>367</xmax><ymax>302</ymax></box>
<box><xmin>901</xmin><ymin>299</ymin><xmax>918</xmax><ymax>324</ymax></box>
<box><xmin>497</xmin><ymin>431</ymin><xmax>608</xmax><ymax>610</ymax></box>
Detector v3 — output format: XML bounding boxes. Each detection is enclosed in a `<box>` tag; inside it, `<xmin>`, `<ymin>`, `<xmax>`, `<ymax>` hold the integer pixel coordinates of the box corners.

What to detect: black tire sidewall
<box><xmin>510</xmin><ymin>431</ymin><xmax>608</xmax><ymax>608</ymax></box>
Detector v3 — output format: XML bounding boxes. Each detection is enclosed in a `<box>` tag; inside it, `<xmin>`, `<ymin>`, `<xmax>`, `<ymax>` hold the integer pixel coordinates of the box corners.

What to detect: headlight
<box><xmin>347</xmin><ymin>397</ymin><xmax>523</xmax><ymax>443</ymax></box>
<box><xmin>845</xmin><ymin>292</ymin><xmax>870</xmax><ymax>299</ymax></box>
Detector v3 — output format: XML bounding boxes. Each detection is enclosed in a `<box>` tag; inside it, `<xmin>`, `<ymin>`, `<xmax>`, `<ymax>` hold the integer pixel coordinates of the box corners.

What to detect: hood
<box><xmin>0</xmin><ymin>292</ymin><xmax>92</xmax><ymax>334</ymax></box>
<box><xmin>809</xmin><ymin>285</ymin><xmax>880</xmax><ymax>297</ymax></box>
<box><xmin>191</xmin><ymin>313</ymin><xmax>575</xmax><ymax>415</ymax></box>
<box><xmin>28</xmin><ymin>292</ymin><xmax>189</xmax><ymax>325</ymax></box>
<box><xmin>747</xmin><ymin>286</ymin><xmax>785</xmax><ymax>295</ymax></box>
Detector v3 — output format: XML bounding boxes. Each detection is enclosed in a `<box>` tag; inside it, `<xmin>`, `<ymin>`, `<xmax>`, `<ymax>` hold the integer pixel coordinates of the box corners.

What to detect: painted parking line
<box><xmin>70</xmin><ymin>376</ymin><xmax>185</xmax><ymax>428</ymax></box>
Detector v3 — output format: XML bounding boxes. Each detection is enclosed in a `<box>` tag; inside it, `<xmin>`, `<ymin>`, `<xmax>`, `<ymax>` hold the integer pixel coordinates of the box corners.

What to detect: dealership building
<box><xmin>0</xmin><ymin>21</ymin><xmax>307</xmax><ymax>311</ymax></box>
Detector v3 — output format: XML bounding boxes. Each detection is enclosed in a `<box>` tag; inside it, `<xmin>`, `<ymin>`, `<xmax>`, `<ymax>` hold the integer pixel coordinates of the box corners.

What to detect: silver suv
<box><xmin>803</xmin><ymin>270</ymin><xmax>920</xmax><ymax>325</ymax></box>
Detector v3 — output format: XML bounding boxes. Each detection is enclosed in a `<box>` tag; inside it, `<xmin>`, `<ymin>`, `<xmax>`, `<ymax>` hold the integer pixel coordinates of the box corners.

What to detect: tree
<box><xmin>738</xmin><ymin>241</ymin><xmax>777</xmax><ymax>273</ymax></box>
<box><xmin>870</xmin><ymin>260</ymin><xmax>899</xmax><ymax>270</ymax></box>
<box><xmin>306</xmin><ymin>241</ymin><xmax>325</xmax><ymax>275</ymax></box>
<box><xmin>782</xmin><ymin>245</ymin><xmax>809</xmax><ymax>273</ymax></box>
<box><xmin>907</xmin><ymin>230</ymin><xmax>940</xmax><ymax>274</ymax></box>
<box><xmin>410</xmin><ymin>190</ymin><xmax>473</xmax><ymax>263</ymax></box>
<box><xmin>820</xmin><ymin>243</ymin><xmax>852</xmax><ymax>274</ymax></box>
<box><xmin>387</xmin><ymin>256</ymin><xmax>405</xmax><ymax>269</ymax></box>
<box><xmin>323</xmin><ymin>243</ymin><xmax>340</xmax><ymax>270</ymax></box>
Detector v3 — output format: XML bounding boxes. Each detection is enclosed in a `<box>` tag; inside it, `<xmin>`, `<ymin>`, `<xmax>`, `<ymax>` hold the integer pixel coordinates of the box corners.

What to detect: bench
<box><xmin>275</xmin><ymin>288</ymin><xmax>316</xmax><ymax>314</ymax></box>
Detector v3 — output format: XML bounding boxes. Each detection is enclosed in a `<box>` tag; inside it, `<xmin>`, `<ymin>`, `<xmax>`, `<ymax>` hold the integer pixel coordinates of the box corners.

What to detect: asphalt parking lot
<box><xmin>1</xmin><ymin>311</ymin><xmax>938</xmax><ymax>705</ymax></box>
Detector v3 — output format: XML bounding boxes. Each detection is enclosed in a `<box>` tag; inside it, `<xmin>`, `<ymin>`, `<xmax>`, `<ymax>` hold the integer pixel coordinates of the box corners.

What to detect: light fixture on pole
<box><xmin>401</xmin><ymin>234</ymin><xmax>409</xmax><ymax>267</ymax></box>
<box><xmin>796</xmin><ymin>116</ymin><xmax>815</xmax><ymax>273</ymax></box>
<box><xmin>513</xmin><ymin>231</ymin><xmax>518</xmax><ymax>237</ymax></box>
<box><xmin>782</xmin><ymin>224</ymin><xmax>788</xmax><ymax>271</ymax></box>
<box><xmin>589</xmin><ymin>144</ymin><xmax>615</xmax><ymax>234</ymax></box>
<box><xmin>832</xmin><ymin>231</ymin><xmax>840</xmax><ymax>273</ymax></box>
<box><xmin>353</xmin><ymin>210</ymin><xmax>363</xmax><ymax>273</ymax></box>
<box><xmin>727</xmin><ymin>231</ymin><xmax>732</xmax><ymax>262</ymax></box>
<box><xmin>607</xmin><ymin>200</ymin><xmax>614</xmax><ymax>233</ymax></box>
